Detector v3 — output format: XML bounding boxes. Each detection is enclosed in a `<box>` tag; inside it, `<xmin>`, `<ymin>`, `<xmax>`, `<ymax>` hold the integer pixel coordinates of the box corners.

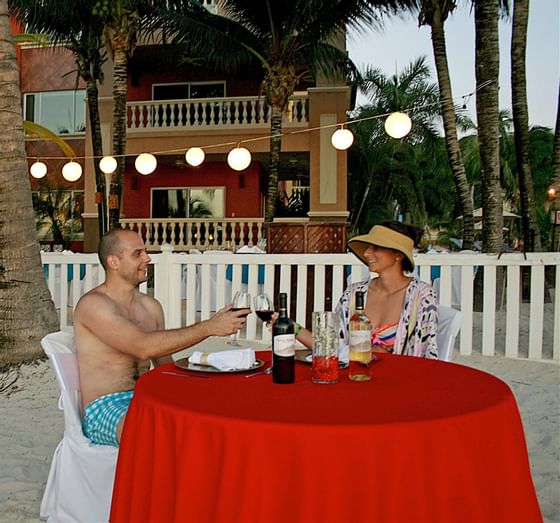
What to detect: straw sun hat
<box><xmin>347</xmin><ymin>225</ymin><xmax>415</xmax><ymax>269</ymax></box>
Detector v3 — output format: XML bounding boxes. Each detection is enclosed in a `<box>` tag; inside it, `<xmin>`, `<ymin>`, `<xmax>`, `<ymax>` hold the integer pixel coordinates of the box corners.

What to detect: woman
<box><xmin>291</xmin><ymin>221</ymin><xmax>438</xmax><ymax>361</ymax></box>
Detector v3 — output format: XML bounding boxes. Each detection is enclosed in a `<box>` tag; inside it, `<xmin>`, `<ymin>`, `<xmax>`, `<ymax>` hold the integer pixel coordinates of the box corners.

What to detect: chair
<box><xmin>436</xmin><ymin>305</ymin><xmax>462</xmax><ymax>361</ymax></box>
<box><xmin>40</xmin><ymin>330</ymin><xmax>118</xmax><ymax>523</ymax></box>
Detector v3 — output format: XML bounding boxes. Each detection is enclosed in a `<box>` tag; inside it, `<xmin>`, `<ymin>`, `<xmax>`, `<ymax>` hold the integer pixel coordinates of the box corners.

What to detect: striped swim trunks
<box><xmin>83</xmin><ymin>390</ymin><xmax>133</xmax><ymax>447</ymax></box>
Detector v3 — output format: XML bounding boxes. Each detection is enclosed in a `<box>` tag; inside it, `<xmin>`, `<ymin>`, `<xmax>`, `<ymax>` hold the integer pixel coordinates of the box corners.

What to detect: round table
<box><xmin>110</xmin><ymin>353</ymin><xmax>542</xmax><ymax>523</ymax></box>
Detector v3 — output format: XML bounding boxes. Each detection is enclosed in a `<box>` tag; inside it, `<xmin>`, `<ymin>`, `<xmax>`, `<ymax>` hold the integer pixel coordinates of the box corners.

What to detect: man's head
<box><xmin>98</xmin><ymin>229</ymin><xmax>151</xmax><ymax>284</ymax></box>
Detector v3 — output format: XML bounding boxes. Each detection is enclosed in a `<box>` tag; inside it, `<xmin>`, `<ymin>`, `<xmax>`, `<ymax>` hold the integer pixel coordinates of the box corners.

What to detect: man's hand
<box><xmin>208</xmin><ymin>305</ymin><xmax>250</xmax><ymax>337</ymax></box>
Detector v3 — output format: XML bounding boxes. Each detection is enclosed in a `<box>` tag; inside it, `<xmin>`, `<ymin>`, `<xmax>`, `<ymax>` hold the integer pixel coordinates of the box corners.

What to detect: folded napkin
<box><xmin>189</xmin><ymin>348</ymin><xmax>256</xmax><ymax>371</ymax></box>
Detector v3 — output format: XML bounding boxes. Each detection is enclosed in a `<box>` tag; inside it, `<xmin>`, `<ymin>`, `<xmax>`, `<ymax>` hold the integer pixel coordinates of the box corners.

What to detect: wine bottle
<box><xmin>348</xmin><ymin>290</ymin><xmax>372</xmax><ymax>381</ymax></box>
<box><xmin>272</xmin><ymin>292</ymin><xmax>295</xmax><ymax>384</ymax></box>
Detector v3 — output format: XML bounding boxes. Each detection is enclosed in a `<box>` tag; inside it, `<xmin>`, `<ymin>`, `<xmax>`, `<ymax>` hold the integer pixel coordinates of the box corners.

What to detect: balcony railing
<box><xmin>120</xmin><ymin>218</ymin><xmax>266</xmax><ymax>251</ymax></box>
<box><xmin>127</xmin><ymin>94</ymin><xmax>309</xmax><ymax>131</ymax></box>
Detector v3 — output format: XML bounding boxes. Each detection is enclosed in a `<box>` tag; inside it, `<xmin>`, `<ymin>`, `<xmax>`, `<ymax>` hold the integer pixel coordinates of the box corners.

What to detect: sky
<box><xmin>346</xmin><ymin>1</ymin><xmax>559</xmax><ymax>129</ymax></box>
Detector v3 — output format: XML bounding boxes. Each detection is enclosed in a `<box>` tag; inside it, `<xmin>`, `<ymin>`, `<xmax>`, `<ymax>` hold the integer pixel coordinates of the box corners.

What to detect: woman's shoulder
<box><xmin>408</xmin><ymin>278</ymin><xmax>437</xmax><ymax>300</ymax></box>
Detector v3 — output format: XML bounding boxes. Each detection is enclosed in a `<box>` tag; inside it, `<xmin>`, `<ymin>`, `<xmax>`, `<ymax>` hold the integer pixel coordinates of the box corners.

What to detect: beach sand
<box><xmin>1</xmin><ymin>348</ymin><xmax>558</xmax><ymax>522</ymax></box>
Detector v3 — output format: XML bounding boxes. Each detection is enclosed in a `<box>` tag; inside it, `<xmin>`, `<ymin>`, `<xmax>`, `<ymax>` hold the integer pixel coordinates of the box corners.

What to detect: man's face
<box><xmin>112</xmin><ymin>231</ymin><xmax>151</xmax><ymax>285</ymax></box>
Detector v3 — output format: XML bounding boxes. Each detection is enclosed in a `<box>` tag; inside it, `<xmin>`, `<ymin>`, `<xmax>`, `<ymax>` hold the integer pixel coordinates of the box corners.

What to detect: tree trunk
<box><xmin>266</xmin><ymin>106</ymin><xmax>283</xmax><ymax>223</ymax></box>
<box><xmin>475</xmin><ymin>0</ymin><xmax>503</xmax><ymax>253</ymax></box>
<box><xmin>0</xmin><ymin>0</ymin><xmax>59</xmax><ymax>363</ymax></box>
<box><xmin>429</xmin><ymin>6</ymin><xmax>475</xmax><ymax>250</ymax></box>
<box><xmin>85</xmin><ymin>78</ymin><xmax>107</xmax><ymax>236</ymax></box>
<box><xmin>511</xmin><ymin>0</ymin><xmax>541</xmax><ymax>252</ymax></box>
<box><xmin>551</xmin><ymin>85</ymin><xmax>560</xmax><ymax>251</ymax></box>
<box><xmin>109</xmin><ymin>45</ymin><xmax>128</xmax><ymax>230</ymax></box>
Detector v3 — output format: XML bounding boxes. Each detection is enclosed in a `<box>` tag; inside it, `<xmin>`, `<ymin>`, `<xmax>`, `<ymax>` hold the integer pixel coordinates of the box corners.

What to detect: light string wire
<box><xmin>28</xmin><ymin>82</ymin><xmax>490</xmax><ymax>163</ymax></box>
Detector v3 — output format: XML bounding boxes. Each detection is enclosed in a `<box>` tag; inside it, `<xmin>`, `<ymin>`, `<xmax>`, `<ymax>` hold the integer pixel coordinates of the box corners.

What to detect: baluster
<box><xmin>239</xmin><ymin>99</ymin><xmax>246</xmax><ymax>124</ymax></box>
<box><xmin>142</xmin><ymin>103</ymin><xmax>149</xmax><ymax>129</ymax></box>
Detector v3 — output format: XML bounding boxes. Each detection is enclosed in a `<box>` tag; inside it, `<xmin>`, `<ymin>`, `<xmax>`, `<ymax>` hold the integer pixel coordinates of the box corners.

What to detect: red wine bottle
<box><xmin>272</xmin><ymin>293</ymin><xmax>295</xmax><ymax>384</ymax></box>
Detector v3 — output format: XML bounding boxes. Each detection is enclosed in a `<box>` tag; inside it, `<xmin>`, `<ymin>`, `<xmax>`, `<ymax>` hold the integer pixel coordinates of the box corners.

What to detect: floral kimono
<box><xmin>335</xmin><ymin>278</ymin><xmax>439</xmax><ymax>362</ymax></box>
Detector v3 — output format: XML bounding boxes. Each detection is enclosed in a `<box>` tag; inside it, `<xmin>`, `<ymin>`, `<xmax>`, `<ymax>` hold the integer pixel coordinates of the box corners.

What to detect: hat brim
<box><xmin>347</xmin><ymin>226</ymin><xmax>415</xmax><ymax>269</ymax></box>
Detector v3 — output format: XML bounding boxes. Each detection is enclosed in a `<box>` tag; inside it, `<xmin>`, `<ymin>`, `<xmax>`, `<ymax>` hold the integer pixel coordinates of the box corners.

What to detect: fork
<box><xmin>244</xmin><ymin>367</ymin><xmax>272</xmax><ymax>378</ymax></box>
<box><xmin>161</xmin><ymin>371</ymin><xmax>210</xmax><ymax>379</ymax></box>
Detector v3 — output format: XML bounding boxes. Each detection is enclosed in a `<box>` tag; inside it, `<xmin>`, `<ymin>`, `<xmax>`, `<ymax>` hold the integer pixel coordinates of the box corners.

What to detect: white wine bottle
<box><xmin>348</xmin><ymin>291</ymin><xmax>372</xmax><ymax>381</ymax></box>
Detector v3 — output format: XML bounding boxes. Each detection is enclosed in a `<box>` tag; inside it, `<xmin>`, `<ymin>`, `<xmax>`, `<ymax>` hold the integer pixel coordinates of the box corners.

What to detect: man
<box><xmin>74</xmin><ymin>228</ymin><xmax>247</xmax><ymax>446</ymax></box>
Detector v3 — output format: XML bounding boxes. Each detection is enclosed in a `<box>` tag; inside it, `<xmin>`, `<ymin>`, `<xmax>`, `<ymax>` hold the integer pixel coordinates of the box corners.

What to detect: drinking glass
<box><xmin>311</xmin><ymin>312</ymin><xmax>340</xmax><ymax>384</ymax></box>
<box><xmin>254</xmin><ymin>293</ymin><xmax>274</xmax><ymax>324</ymax></box>
<box><xmin>227</xmin><ymin>291</ymin><xmax>252</xmax><ymax>346</ymax></box>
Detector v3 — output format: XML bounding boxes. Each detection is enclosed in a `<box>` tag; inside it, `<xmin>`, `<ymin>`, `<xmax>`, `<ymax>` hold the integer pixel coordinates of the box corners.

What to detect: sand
<box><xmin>1</xmin><ymin>349</ymin><xmax>558</xmax><ymax>523</ymax></box>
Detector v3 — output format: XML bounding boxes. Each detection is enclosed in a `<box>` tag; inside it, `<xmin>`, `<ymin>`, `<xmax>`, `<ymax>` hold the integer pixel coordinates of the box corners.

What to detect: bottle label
<box><xmin>273</xmin><ymin>334</ymin><xmax>295</xmax><ymax>357</ymax></box>
<box><xmin>349</xmin><ymin>330</ymin><xmax>370</xmax><ymax>349</ymax></box>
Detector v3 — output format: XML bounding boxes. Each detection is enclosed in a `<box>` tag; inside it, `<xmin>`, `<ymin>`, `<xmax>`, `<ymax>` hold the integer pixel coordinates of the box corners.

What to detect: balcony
<box><xmin>127</xmin><ymin>94</ymin><xmax>309</xmax><ymax>131</ymax></box>
<box><xmin>120</xmin><ymin>217</ymin><xmax>266</xmax><ymax>252</ymax></box>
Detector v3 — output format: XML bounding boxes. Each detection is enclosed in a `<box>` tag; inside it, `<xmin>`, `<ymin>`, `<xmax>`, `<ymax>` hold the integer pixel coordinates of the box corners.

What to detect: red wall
<box><xmin>122</xmin><ymin>161</ymin><xmax>262</xmax><ymax>219</ymax></box>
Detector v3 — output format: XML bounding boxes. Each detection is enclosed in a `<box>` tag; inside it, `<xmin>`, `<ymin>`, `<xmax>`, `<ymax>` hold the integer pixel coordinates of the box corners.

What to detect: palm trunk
<box><xmin>429</xmin><ymin>9</ymin><xmax>475</xmax><ymax>250</ymax></box>
<box><xmin>109</xmin><ymin>46</ymin><xmax>129</xmax><ymax>230</ymax></box>
<box><xmin>0</xmin><ymin>0</ymin><xmax>59</xmax><ymax>363</ymax></box>
<box><xmin>511</xmin><ymin>0</ymin><xmax>541</xmax><ymax>252</ymax></box>
<box><xmin>85</xmin><ymin>78</ymin><xmax>107</xmax><ymax>236</ymax></box>
<box><xmin>551</xmin><ymin>85</ymin><xmax>560</xmax><ymax>251</ymax></box>
<box><xmin>475</xmin><ymin>0</ymin><xmax>503</xmax><ymax>253</ymax></box>
<box><xmin>265</xmin><ymin>106</ymin><xmax>283</xmax><ymax>222</ymax></box>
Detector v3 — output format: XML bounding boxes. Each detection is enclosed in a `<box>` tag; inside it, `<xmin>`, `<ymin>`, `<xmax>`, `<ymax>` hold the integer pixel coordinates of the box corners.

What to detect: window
<box><xmin>24</xmin><ymin>90</ymin><xmax>86</xmax><ymax>135</ymax></box>
<box><xmin>32</xmin><ymin>189</ymin><xmax>84</xmax><ymax>240</ymax></box>
<box><xmin>152</xmin><ymin>82</ymin><xmax>226</xmax><ymax>101</ymax></box>
<box><xmin>151</xmin><ymin>187</ymin><xmax>225</xmax><ymax>218</ymax></box>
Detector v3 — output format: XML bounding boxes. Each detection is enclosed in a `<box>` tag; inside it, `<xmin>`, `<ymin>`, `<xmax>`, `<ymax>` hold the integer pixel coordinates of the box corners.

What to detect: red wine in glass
<box><xmin>255</xmin><ymin>310</ymin><xmax>274</xmax><ymax>322</ymax></box>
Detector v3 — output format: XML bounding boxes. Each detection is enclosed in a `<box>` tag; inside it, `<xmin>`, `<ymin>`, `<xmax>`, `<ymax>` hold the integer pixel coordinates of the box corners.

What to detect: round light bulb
<box><xmin>548</xmin><ymin>187</ymin><xmax>557</xmax><ymax>200</ymax></box>
<box><xmin>62</xmin><ymin>161</ymin><xmax>82</xmax><ymax>182</ymax></box>
<box><xmin>227</xmin><ymin>147</ymin><xmax>251</xmax><ymax>171</ymax></box>
<box><xmin>135</xmin><ymin>153</ymin><xmax>157</xmax><ymax>175</ymax></box>
<box><xmin>30</xmin><ymin>160</ymin><xmax>47</xmax><ymax>179</ymax></box>
<box><xmin>185</xmin><ymin>147</ymin><xmax>205</xmax><ymax>167</ymax></box>
<box><xmin>99</xmin><ymin>155</ymin><xmax>117</xmax><ymax>174</ymax></box>
<box><xmin>384</xmin><ymin>112</ymin><xmax>412</xmax><ymax>139</ymax></box>
<box><xmin>331</xmin><ymin>128</ymin><xmax>354</xmax><ymax>150</ymax></box>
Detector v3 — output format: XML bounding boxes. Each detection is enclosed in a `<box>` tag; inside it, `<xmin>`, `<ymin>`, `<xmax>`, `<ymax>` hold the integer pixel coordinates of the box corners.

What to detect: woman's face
<box><xmin>363</xmin><ymin>244</ymin><xmax>402</xmax><ymax>273</ymax></box>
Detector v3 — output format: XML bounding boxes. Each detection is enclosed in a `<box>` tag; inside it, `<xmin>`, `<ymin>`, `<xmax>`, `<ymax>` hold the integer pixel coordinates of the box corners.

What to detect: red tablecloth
<box><xmin>110</xmin><ymin>353</ymin><xmax>542</xmax><ymax>523</ymax></box>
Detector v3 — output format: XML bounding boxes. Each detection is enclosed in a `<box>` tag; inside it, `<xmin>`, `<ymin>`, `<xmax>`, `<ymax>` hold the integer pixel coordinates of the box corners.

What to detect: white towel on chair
<box><xmin>189</xmin><ymin>349</ymin><xmax>255</xmax><ymax>371</ymax></box>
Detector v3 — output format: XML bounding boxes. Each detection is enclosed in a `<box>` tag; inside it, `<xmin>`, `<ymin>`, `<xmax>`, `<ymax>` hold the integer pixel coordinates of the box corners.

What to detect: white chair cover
<box><xmin>436</xmin><ymin>305</ymin><xmax>462</xmax><ymax>361</ymax></box>
<box><xmin>40</xmin><ymin>330</ymin><xmax>118</xmax><ymax>523</ymax></box>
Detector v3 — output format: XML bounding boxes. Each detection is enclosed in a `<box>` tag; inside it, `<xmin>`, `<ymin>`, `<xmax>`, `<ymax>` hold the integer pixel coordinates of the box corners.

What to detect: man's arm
<box><xmin>75</xmin><ymin>292</ymin><xmax>247</xmax><ymax>360</ymax></box>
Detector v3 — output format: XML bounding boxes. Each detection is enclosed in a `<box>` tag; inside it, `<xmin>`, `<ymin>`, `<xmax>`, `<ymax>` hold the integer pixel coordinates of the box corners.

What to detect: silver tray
<box><xmin>174</xmin><ymin>357</ymin><xmax>265</xmax><ymax>374</ymax></box>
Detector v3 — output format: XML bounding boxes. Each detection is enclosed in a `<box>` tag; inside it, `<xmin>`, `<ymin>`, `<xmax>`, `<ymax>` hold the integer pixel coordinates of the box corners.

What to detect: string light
<box><xmin>384</xmin><ymin>112</ymin><xmax>412</xmax><ymax>139</ymax></box>
<box><xmin>227</xmin><ymin>146</ymin><xmax>251</xmax><ymax>171</ymax></box>
<box><xmin>185</xmin><ymin>147</ymin><xmax>205</xmax><ymax>167</ymax></box>
<box><xmin>331</xmin><ymin>126</ymin><xmax>354</xmax><ymax>150</ymax></box>
<box><xmin>61</xmin><ymin>161</ymin><xmax>82</xmax><ymax>182</ymax></box>
<box><xmin>135</xmin><ymin>153</ymin><xmax>157</xmax><ymax>175</ymax></box>
<box><xmin>30</xmin><ymin>160</ymin><xmax>47</xmax><ymax>179</ymax></box>
<box><xmin>26</xmin><ymin>83</ymin><xmax>492</xmax><ymax>177</ymax></box>
<box><xmin>99</xmin><ymin>155</ymin><xmax>117</xmax><ymax>174</ymax></box>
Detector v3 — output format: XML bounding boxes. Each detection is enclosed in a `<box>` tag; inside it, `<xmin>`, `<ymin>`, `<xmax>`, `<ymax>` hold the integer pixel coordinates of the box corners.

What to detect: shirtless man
<box><xmin>74</xmin><ymin>228</ymin><xmax>247</xmax><ymax>447</ymax></box>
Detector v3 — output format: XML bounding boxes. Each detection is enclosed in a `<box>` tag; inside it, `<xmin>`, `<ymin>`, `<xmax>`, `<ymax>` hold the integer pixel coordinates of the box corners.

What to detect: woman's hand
<box><xmin>265</xmin><ymin>312</ymin><xmax>279</xmax><ymax>333</ymax></box>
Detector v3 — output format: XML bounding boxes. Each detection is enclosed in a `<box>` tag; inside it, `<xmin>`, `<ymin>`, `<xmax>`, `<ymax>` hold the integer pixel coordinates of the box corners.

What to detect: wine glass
<box><xmin>254</xmin><ymin>294</ymin><xmax>274</xmax><ymax>325</ymax></box>
<box><xmin>227</xmin><ymin>291</ymin><xmax>252</xmax><ymax>346</ymax></box>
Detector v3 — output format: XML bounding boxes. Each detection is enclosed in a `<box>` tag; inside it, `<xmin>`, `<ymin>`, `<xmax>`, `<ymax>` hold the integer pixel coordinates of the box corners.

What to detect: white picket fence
<box><xmin>41</xmin><ymin>250</ymin><xmax>560</xmax><ymax>363</ymax></box>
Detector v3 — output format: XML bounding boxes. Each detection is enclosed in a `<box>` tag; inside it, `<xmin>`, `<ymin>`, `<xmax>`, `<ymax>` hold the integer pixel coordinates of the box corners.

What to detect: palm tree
<box><xmin>418</xmin><ymin>0</ymin><xmax>475</xmax><ymax>250</ymax></box>
<box><xmin>350</xmin><ymin>57</ymin><xmax>443</xmax><ymax>231</ymax></box>
<box><xmin>510</xmin><ymin>0</ymin><xmax>541</xmax><ymax>251</ymax></box>
<box><xmin>91</xmin><ymin>0</ymin><xmax>144</xmax><ymax>230</ymax></box>
<box><xmin>9</xmin><ymin>0</ymin><xmax>108</xmax><ymax>235</ymax></box>
<box><xmin>0</xmin><ymin>0</ymin><xmax>59</xmax><ymax>363</ymax></box>
<box><xmin>156</xmin><ymin>0</ymin><xmax>415</xmax><ymax>222</ymax></box>
<box><xmin>474</xmin><ymin>0</ymin><xmax>504</xmax><ymax>253</ymax></box>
